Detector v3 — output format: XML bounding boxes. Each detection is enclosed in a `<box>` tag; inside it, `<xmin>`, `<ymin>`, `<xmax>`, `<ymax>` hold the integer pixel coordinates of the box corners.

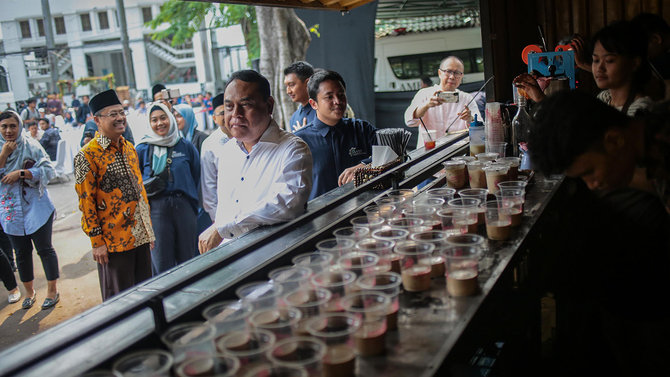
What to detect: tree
<box><xmin>148</xmin><ymin>0</ymin><xmax>311</xmax><ymax>129</ymax></box>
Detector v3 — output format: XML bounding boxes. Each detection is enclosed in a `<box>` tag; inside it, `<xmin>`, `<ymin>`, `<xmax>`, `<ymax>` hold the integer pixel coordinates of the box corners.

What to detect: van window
<box><xmin>388</xmin><ymin>48</ymin><xmax>483</xmax><ymax>80</ymax></box>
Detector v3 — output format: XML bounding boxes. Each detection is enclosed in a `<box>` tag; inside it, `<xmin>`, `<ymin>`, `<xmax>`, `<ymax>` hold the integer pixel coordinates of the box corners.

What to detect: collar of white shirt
<box><xmin>234</xmin><ymin>119</ymin><xmax>281</xmax><ymax>153</ymax></box>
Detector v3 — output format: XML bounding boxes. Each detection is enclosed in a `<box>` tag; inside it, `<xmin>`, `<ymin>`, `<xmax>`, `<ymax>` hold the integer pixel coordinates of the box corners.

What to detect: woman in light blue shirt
<box><xmin>0</xmin><ymin>111</ymin><xmax>59</xmax><ymax>310</ymax></box>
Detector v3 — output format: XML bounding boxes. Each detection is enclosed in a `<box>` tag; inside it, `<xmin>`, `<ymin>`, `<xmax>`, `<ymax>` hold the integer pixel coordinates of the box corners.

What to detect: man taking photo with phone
<box><xmin>404</xmin><ymin>56</ymin><xmax>481</xmax><ymax>148</ymax></box>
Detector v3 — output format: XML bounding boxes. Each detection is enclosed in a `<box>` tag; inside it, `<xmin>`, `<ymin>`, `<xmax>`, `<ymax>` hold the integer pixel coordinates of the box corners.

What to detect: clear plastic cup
<box><xmin>458</xmin><ymin>188</ymin><xmax>488</xmax><ymax>224</ymax></box>
<box><xmin>365</xmin><ymin>203</ymin><xmax>396</xmax><ymax>222</ymax></box>
<box><xmin>475</xmin><ymin>152</ymin><xmax>498</xmax><ymax>163</ymax></box>
<box><xmin>482</xmin><ymin>164</ymin><xmax>509</xmax><ymax>195</ymax></box>
<box><xmin>236</xmin><ymin>281</ymin><xmax>284</xmax><ymax>311</ymax></box>
<box><xmin>445</xmin><ymin>233</ymin><xmax>487</xmax><ymax>249</ymax></box>
<box><xmin>497</xmin><ymin>180</ymin><xmax>528</xmax><ymax>192</ymax></box>
<box><xmin>161</xmin><ymin>322</ymin><xmax>217</xmax><ymax>365</ymax></box>
<box><xmin>386</xmin><ymin>189</ymin><xmax>414</xmax><ymax>202</ymax></box>
<box><xmin>249</xmin><ymin>307</ymin><xmax>302</xmax><ymax>341</ymax></box>
<box><xmin>267</xmin><ymin>337</ymin><xmax>327</xmax><ymax>377</ymax></box>
<box><xmin>284</xmin><ymin>287</ymin><xmax>333</xmax><ymax>335</ymax></box>
<box><xmin>386</xmin><ymin>217</ymin><xmax>425</xmax><ymax>234</ymax></box>
<box><xmin>394</xmin><ymin>240</ymin><xmax>434</xmax><ymax>292</ymax></box>
<box><xmin>481</xmin><ymin>200</ymin><xmax>512</xmax><ymax>241</ymax></box>
<box><xmin>495</xmin><ymin>190</ymin><xmax>524</xmax><ymax>227</ymax></box>
<box><xmin>486</xmin><ymin>141</ymin><xmax>507</xmax><ymax>157</ymax></box>
<box><xmin>349</xmin><ymin>216</ymin><xmax>385</xmax><ymax>232</ymax></box>
<box><xmin>356</xmin><ymin>238</ymin><xmax>400</xmax><ymax>271</ymax></box>
<box><xmin>401</xmin><ymin>206</ymin><xmax>437</xmax><ymax>229</ymax></box>
<box><xmin>435</xmin><ymin>209</ymin><xmax>469</xmax><ymax>237</ymax></box>
<box><xmin>443</xmin><ymin>160</ymin><xmax>467</xmax><ymax>189</ymax></box>
<box><xmin>269</xmin><ymin>266</ymin><xmax>313</xmax><ymax>294</ymax></box>
<box><xmin>447</xmin><ymin>197</ymin><xmax>482</xmax><ymax>231</ymax></box>
<box><xmin>174</xmin><ymin>354</ymin><xmax>240</xmax><ymax>377</ymax></box>
<box><xmin>217</xmin><ymin>329</ymin><xmax>275</xmax><ymax>374</ymax></box>
<box><xmin>409</xmin><ymin>230</ymin><xmax>449</xmax><ymax>278</ymax></box>
<box><xmin>337</xmin><ymin>251</ymin><xmax>381</xmax><ymax>277</ymax></box>
<box><xmin>316</xmin><ymin>238</ymin><xmax>356</xmax><ymax>258</ymax></box>
<box><xmin>412</xmin><ymin>197</ymin><xmax>445</xmax><ymax>209</ymax></box>
<box><xmin>370</xmin><ymin>228</ymin><xmax>409</xmax><ymax>243</ymax></box>
<box><xmin>242</xmin><ymin>364</ymin><xmax>308</xmax><ymax>377</ymax></box>
<box><xmin>452</xmin><ymin>155</ymin><xmax>476</xmax><ymax>164</ymax></box>
<box><xmin>363</xmin><ymin>205</ymin><xmax>382</xmax><ymax>223</ymax></box>
<box><xmin>202</xmin><ymin>300</ymin><xmax>253</xmax><ymax>339</ymax></box>
<box><xmin>310</xmin><ymin>266</ymin><xmax>358</xmax><ymax>313</ymax></box>
<box><xmin>112</xmin><ymin>349</ymin><xmax>173</xmax><ymax>377</ymax></box>
<box><xmin>426</xmin><ymin>187</ymin><xmax>457</xmax><ymax>203</ymax></box>
<box><xmin>495</xmin><ymin>157</ymin><xmax>520</xmax><ymax>180</ymax></box>
<box><xmin>356</xmin><ymin>272</ymin><xmax>402</xmax><ymax>331</ymax></box>
<box><xmin>444</xmin><ymin>246</ymin><xmax>481</xmax><ymax>297</ymax></box>
<box><xmin>81</xmin><ymin>370</ymin><xmax>123</xmax><ymax>377</ymax></box>
<box><xmin>340</xmin><ymin>292</ymin><xmax>390</xmax><ymax>357</ymax></box>
<box><xmin>374</xmin><ymin>196</ymin><xmax>406</xmax><ymax>216</ymax></box>
<box><xmin>306</xmin><ymin>313</ymin><xmax>361</xmax><ymax>377</ymax></box>
<box><xmin>467</xmin><ymin>161</ymin><xmax>487</xmax><ymax>189</ymax></box>
<box><xmin>292</xmin><ymin>252</ymin><xmax>334</xmax><ymax>274</ymax></box>
<box><xmin>332</xmin><ymin>227</ymin><xmax>370</xmax><ymax>244</ymax></box>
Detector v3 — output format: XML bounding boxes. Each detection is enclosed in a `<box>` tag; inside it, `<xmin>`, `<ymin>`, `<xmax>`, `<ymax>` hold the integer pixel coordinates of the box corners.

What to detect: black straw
<box><xmin>418</xmin><ymin>117</ymin><xmax>433</xmax><ymax>141</ymax></box>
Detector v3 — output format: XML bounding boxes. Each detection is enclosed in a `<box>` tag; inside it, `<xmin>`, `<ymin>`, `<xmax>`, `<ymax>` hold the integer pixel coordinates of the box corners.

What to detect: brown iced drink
<box><xmin>354</xmin><ymin>326</ymin><xmax>386</xmax><ymax>356</ymax></box>
<box><xmin>447</xmin><ymin>270</ymin><xmax>479</xmax><ymax>296</ymax></box>
<box><xmin>424</xmin><ymin>220</ymin><xmax>443</xmax><ymax>231</ymax></box>
<box><xmin>468</xmin><ymin>168</ymin><xmax>486</xmax><ymax>188</ymax></box>
<box><xmin>323</xmin><ymin>344</ymin><xmax>356</xmax><ymax>377</ymax></box>
<box><xmin>181</xmin><ymin>357</ymin><xmax>215</xmax><ymax>375</ymax></box>
<box><xmin>483</xmin><ymin>166</ymin><xmax>508</xmax><ymax>194</ymax></box>
<box><xmin>220</xmin><ymin>331</ymin><xmax>252</xmax><ymax>352</ymax></box>
<box><xmin>388</xmin><ymin>254</ymin><xmax>401</xmax><ymax>274</ymax></box>
<box><xmin>401</xmin><ymin>265</ymin><xmax>432</xmax><ymax>291</ymax></box>
<box><xmin>252</xmin><ymin>310</ymin><xmax>280</xmax><ymax>326</ymax></box>
<box><xmin>386</xmin><ymin>306</ymin><xmax>399</xmax><ymax>331</ymax></box>
<box><xmin>443</xmin><ymin>161</ymin><xmax>466</xmax><ymax>188</ymax></box>
<box><xmin>508</xmin><ymin>207</ymin><xmax>522</xmax><ymax>226</ymax></box>
<box><xmin>427</xmin><ymin>256</ymin><xmax>445</xmax><ymax>278</ymax></box>
<box><xmin>470</xmin><ymin>143</ymin><xmax>485</xmax><ymax>156</ymax></box>
<box><xmin>486</xmin><ymin>220</ymin><xmax>511</xmax><ymax>240</ymax></box>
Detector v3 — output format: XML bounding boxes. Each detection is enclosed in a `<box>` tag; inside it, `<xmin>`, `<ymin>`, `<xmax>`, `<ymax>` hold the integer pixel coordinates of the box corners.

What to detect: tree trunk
<box><xmin>256</xmin><ymin>6</ymin><xmax>311</xmax><ymax>130</ymax></box>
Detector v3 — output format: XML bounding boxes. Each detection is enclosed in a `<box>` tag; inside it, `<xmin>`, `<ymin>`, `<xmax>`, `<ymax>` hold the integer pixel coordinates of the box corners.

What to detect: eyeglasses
<box><xmin>439</xmin><ymin>69</ymin><xmax>464</xmax><ymax>77</ymax></box>
<box><xmin>98</xmin><ymin>110</ymin><xmax>129</xmax><ymax>118</ymax></box>
<box><xmin>214</xmin><ymin>111</ymin><xmax>225</xmax><ymax>116</ymax></box>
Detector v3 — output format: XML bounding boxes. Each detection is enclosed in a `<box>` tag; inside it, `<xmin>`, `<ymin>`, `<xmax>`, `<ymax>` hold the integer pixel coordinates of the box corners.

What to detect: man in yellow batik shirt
<box><xmin>74</xmin><ymin>89</ymin><xmax>155</xmax><ymax>301</ymax></box>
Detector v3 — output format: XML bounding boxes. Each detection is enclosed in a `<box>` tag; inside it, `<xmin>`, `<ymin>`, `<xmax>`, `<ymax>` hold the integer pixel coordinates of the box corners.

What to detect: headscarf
<box><xmin>138</xmin><ymin>103</ymin><xmax>180</xmax><ymax>175</ymax></box>
<box><xmin>174</xmin><ymin>104</ymin><xmax>198</xmax><ymax>142</ymax></box>
<box><xmin>0</xmin><ymin>111</ymin><xmax>55</xmax><ymax>196</ymax></box>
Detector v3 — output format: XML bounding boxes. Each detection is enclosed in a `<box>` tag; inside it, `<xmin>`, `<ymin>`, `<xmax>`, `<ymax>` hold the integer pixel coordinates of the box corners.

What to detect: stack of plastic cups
<box><xmin>306</xmin><ymin>313</ymin><xmax>361</xmax><ymax>377</ymax></box>
<box><xmin>394</xmin><ymin>240</ymin><xmax>434</xmax><ymax>292</ymax></box>
<box><xmin>356</xmin><ymin>272</ymin><xmax>402</xmax><ymax>331</ymax></box>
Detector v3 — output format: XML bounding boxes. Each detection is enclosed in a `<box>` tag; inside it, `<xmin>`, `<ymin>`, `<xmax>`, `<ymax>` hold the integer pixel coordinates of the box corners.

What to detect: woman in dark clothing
<box><xmin>173</xmin><ymin>104</ymin><xmax>208</xmax><ymax>154</ymax></box>
<box><xmin>136</xmin><ymin>103</ymin><xmax>201</xmax><ymax>275</ymax></box>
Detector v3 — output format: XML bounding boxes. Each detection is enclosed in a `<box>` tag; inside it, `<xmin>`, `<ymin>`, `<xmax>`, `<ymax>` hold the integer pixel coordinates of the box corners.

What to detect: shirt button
<box><xmin>235</xmin><ymin>199</ymin><xmax>239</xmax><ymax>203</ymax></box>
<box><xmin>246</xmin><ymin>156</ymin><xmax>249</xmax><ymax>159</ymax></box>
<box><xmin>241</xmin><ymin>177</ymin><xmax>244</xmax><ymax>181</ymax></box>
<box><xmin>229</xmin><ymin>233</ymin><xmax>234</xmax><ymax>238</ymax></box>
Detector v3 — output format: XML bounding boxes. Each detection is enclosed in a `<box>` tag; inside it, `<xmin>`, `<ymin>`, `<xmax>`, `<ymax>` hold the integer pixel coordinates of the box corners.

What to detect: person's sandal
<box><xmin>22</xmin><ymin>292</ymin><xmax>36</xmax><ymax>309</ymax></box>
<box><xmin>41</xmin><ymin>293</ymin><xmax>59</xmax><ymax>310</ymax></box>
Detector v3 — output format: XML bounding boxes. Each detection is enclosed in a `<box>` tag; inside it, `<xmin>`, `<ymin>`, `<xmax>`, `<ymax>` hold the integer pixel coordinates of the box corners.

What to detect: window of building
<box><xmin>80</xmin><ymin>13</ymin><xmax>92</xmax><ymax>31</ymax></box>
<box><xmin>54</xmin><ymin>16</ymin><xmax>66</xmax><ymax>35</ymax></box>
<box><xmin>98</xmin><ymin>11</ymin><xmax>109</xmax><ymax>30</ymax></box>
<box><xmin>36</xmin><ymin>19</ymin><xmax>45</xmax><ymax>37</ymax></box>
<box><xmin>388</xmin><ymin>48</ymin><xmax>484</xmax><ymax>80</ymax></box>
<box><xmin>0</xmin><ymin>66</ymin><xmax>9</xmax><ymax>93</ymax></box>
<box><xmin>142</xmin><ymin>7</ymin><xmax>153</xmax><ymax>23</ymax></box>
<box><xmin>19</xmin><ymin>20</ymin><xmax>31</xmax><ymax>38</ymax></box>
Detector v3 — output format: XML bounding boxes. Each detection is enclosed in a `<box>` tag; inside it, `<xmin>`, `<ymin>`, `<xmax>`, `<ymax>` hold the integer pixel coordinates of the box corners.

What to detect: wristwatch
<box><xmin>19</xmin><ymin>170</ymin><xmax>25</xmax><ymax>178</ymax></box>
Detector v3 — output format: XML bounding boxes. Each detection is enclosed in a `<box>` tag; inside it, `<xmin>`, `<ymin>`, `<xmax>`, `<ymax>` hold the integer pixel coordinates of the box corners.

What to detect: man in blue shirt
<box><xmin>284</xmin><ymin>61</ymin><xmax>317</xmax><ymax>132</ymax></box>
<box><xmin>38</xmin><ymin>118</ymin><xmax>60</xmax><ymax>161</ymax></box>
<box><xmin>295</xmin><ymin>70</ymin><xmax>376</xmax><ymax>200</ymax></box>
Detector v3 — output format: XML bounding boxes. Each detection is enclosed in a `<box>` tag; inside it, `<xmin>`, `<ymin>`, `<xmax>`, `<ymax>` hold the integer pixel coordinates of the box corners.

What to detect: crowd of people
<box><xmin>1</xmin><ymin>12</ymin><xmax>670</xmax><ymax>374</ymax></box>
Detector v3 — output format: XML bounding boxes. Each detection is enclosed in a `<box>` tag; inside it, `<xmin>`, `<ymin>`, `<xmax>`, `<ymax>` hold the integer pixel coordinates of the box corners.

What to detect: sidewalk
<box><xmin>0</xmin><ymin>176</ymin><xmax>102</xmax><ymax>352</ymax></box>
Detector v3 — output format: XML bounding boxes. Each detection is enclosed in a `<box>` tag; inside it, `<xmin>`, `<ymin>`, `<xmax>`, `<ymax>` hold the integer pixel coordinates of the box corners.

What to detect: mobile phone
<box><xmin>161</xmin><ymin>88</ymin><xmax>181</xmax><ymax>100</ymax></box>
<box><xmin>437</xmin><ymin>91</ymin><xmax>459</xmax><ymax>103</ymax></box>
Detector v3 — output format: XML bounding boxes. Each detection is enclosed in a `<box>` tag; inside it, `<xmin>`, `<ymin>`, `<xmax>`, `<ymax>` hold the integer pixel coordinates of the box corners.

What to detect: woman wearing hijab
<box><xmin>173</xmin><ymin>104</ymin><xmax>208</xmax><ymax>154</ymax></box>
<box><xmin>136</xmin><ymin>103</ymin><xmax>201</xmax><ymax>275</ymax></box>
<box><xmin>0</xmin><ymin>110</ymin><xmax>59</xmax><ymax>310</ymax></box>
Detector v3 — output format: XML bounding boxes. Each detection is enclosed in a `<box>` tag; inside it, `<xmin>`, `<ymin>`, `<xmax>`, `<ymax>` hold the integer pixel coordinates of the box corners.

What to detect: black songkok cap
<box><xmin>152</xmin><ymin>84</ymin><xmax>166</xmax><ymax>98</ymax></box>
<box><xmin>89</xmin><ymin>89</ymin><xmax>121</xmax><ymax>115</ymax></box>
<box><xmin>212</xmin><ymin>93</ymin><xmax>224</xmax><ymax>110</ymax></box>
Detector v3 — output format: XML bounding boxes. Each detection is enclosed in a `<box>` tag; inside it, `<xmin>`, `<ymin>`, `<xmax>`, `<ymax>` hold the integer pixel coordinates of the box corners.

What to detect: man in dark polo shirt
<box><xmin>295</xmin><ymin>69</ymin><xmax>376</xmax><ymax>200</ymax></box>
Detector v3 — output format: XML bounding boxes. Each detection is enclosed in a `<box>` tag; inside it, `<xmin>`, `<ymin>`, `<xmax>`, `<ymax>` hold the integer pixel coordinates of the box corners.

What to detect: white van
<box><xmin>374</xmin><ymin>27</ymin><xmax>484</xmax><ymax>92</ymax></box>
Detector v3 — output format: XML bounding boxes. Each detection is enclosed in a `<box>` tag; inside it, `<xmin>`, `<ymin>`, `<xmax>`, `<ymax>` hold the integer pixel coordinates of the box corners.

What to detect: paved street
<box><xmin>0</xmin><ymin>175</ymin><xmax>101</xmax><ymax>352</ymax></box>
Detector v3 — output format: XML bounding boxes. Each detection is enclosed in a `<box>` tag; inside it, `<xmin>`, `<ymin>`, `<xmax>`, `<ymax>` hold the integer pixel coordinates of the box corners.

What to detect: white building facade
<box><xmin>0</xmin><ymin>0</ymin><xmax>248</xmax><ymax>103</ymax></box>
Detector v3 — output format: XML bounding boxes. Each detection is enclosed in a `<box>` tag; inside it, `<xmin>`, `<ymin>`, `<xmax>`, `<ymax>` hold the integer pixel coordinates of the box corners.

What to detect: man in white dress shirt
<box><xmin>404</xmin><ymin>56</ymin><xmax>481</xmax><ymax>147</ymax></box>
<box><xmin>198</xmin><ymin>70</ymin><xmax>313</xmax><ymax>253</ymax></box>
<box><xmin>199</xmin><ymin>92</ymin><xmax>230</xmax><ymax>222</ymax></box>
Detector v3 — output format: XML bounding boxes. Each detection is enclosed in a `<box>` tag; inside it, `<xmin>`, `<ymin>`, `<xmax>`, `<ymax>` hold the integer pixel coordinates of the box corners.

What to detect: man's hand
<box><xmin>92</xmin><ymin>245</ymin><xmax>109</xmax><ymax>265</ymax></box>
<box><xmin>0</xmin><ymin>170</ymin><xmax>21</xmax><ymax>184</ymax></box>
<box><xmin>457</xmin><ymin>106</ymin><xmax>472</xmax><ymax>123</ymax></box>
<box><xmin>414</xmin><ymin>92</ymin><xmax>446</xmax><ymax>119</ymax></box>
<box><xmin>338</xmin><ymin>163</ymin><xmax>365</xmax><ymax>186</ymax></box>
<box><xmin>513</xmin><ymin>73</ymin><xmax>546</xmax><ymax>103</ymax></box>
<box><xmin>199</xmin><ymin>225</ymin><xmax>223</xmax><ymax>254</ymax></box>
<box><xmin>292</xmin><ymin>117</ymin><xmax>308</xmax><ymax>132</ymax></box>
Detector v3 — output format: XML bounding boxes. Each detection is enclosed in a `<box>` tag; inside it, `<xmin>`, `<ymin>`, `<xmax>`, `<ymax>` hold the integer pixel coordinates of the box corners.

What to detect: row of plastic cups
<box><xmin>444</xmin><ymin>156</ymin><xmax>521</xmax><ymax>191</ymax></box>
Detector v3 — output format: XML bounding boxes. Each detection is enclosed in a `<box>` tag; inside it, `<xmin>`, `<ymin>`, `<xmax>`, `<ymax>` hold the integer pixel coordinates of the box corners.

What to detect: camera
<box><xmin>160</xmin><ymin>88</ymin><xmax>181</xmax><ymax>100</ymax></box>
<box><xmin>437</xmin><ymin>91</ymin><xmax>459</xmax><ymax>103</ymax></box>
